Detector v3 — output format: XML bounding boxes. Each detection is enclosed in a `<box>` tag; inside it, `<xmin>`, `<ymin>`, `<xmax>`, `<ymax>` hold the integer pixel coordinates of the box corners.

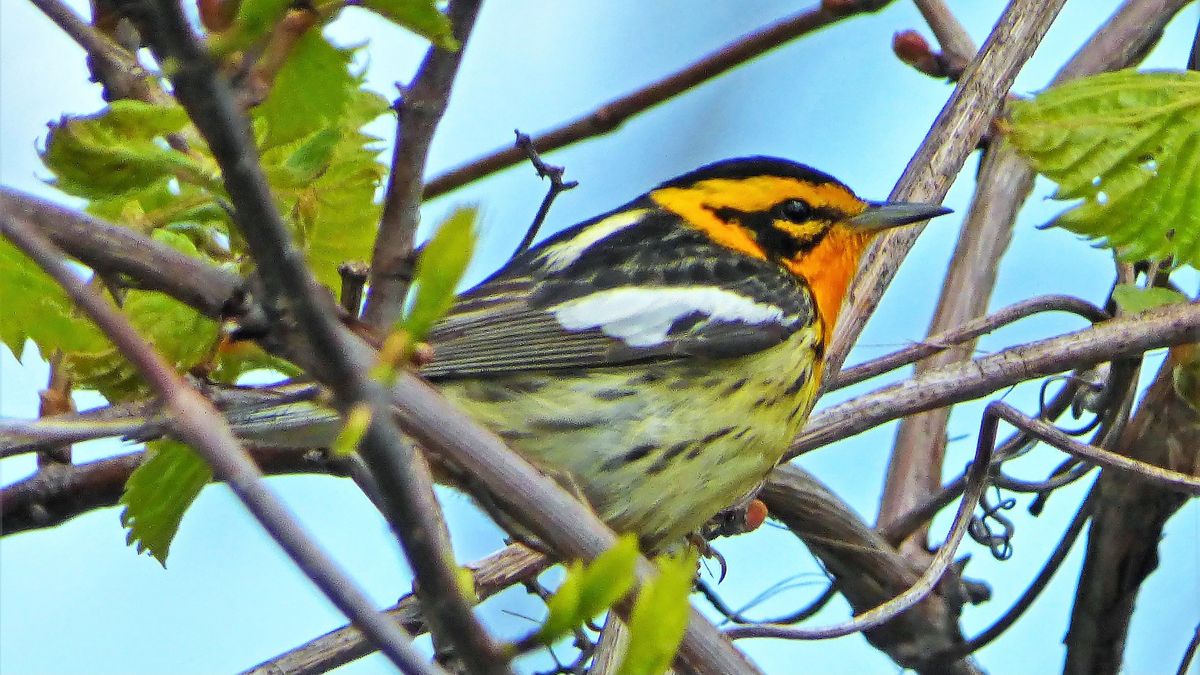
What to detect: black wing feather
<box><xmin>422</xmin><ymin>207</ymin><xmax>814</xmax><ymax>380</ymax></box>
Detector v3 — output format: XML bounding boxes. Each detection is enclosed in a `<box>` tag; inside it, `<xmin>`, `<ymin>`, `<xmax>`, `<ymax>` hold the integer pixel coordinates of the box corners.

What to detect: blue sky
<box><xmin>2</xmin><ymin>2</ymin><xmax>1198</xmax><ymax>673</ymax></box>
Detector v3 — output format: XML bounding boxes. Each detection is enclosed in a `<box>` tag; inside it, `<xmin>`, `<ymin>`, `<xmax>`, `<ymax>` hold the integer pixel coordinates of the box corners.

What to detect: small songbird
<box><xmin>422</xmin><ymin>156</ymin><xmax>950</xmax><ymax>549</ymax></box>
<box><xmin>0</xmin><ymin>157</ymin><xmax>949</xmax><ymax>551</ymax></box>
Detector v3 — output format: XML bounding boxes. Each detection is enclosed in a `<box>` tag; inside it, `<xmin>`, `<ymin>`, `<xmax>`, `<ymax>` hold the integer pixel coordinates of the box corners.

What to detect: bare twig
<box><xmin>362</xmin><ymin>0</ymin><xmax>483</xmax><ymax>328</ymax></box>
<box><xmin>729</xmin><ymin>430</ymin><xmax>990</xmax><ymax>654</ymax></box>
<box><xmin>245</xmin><ymin>545</ymin><xmax>551</xmax><ymax>675</ymax></box>
<box><xmin>422</xmin><ymin>1</ymin><xmax>899</xmax><ymax>199</ymax></box>
<box><xmin>823</xmin><ymin>0</ymin><xmax>1068</xmax><ymax>379</ymax></box>
<box><xmin>913</xmin><ymin>0</ymin><xmax>976</xmax><ymax>68</ymax></box>
<box><xmin>28</xmin><ymin>0</ymin><xmax>155</xmax><ymax>101</ymax></box>
<box><xmin>941</xmin><ymin>492</ymin><xmax>1094</xmax><ymax>660</ymax></box>
<box><xmin>987</xmin><ymin>402</ymin><xmax>1200</xmax><ymax>495</ymax></box>
<box><xmin>0</xmin><ymin>214</ymin><xmax>439</xmax><ymax>675</ymax></box>
<box><xmin>792</xmin><ymin>301</ymin><xmax>1200</xmax><ymax>460</ymax></box>
<box><xmin>1179</xmin><ymin>623</ymin><xmax>1200</xmax><ymax>675</ymax></box>
<box><xmin>119</xmin><ymin>0</ymin><xmax>506</xmax><ymax>668</ymax></box>
<box><xmin>829</xmin><ymin>295</ymin><xmax>1109</xmax><ymax>390</ymax></box>
<box><xmin>513</xmin><ymin>130</ymin><xmax>578</xmax><ymax>256</ymax></box>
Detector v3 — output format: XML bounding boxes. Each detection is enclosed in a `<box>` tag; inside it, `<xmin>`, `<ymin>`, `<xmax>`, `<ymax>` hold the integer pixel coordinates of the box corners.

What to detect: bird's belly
<box><xmin>440</xmin><ymin>331</ymin><xmax>823</xmax><ymax>547</ymax></box>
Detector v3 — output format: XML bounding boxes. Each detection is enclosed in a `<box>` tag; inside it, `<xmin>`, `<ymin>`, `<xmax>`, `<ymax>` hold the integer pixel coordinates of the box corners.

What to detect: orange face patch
<box><xmin>782</xmin><ymin>224</ymin><xmax>875</xmax><ymax>332</ymax></box>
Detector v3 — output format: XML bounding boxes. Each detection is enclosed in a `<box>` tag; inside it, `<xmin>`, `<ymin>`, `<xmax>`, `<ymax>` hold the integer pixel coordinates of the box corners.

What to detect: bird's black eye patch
<box><xmin>774</xmin><ymin>199</ymin><xmax>813</xmax><ymax>223</ymax></box>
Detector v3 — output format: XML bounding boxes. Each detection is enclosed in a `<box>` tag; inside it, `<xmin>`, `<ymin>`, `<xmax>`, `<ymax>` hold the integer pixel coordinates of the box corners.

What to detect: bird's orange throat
<box><xmin>783</xmin><ymin>225</ymin><xmax>874</xmax><ymax>334</ymax></box>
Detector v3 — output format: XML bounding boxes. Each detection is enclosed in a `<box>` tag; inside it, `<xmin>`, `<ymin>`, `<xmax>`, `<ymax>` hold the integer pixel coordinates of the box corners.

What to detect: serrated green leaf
<box><xmin>401</xmin><ymin>206</ymin><xmax>478</xmax><ymax>341</ymax></box>
<box><xmin>255</xmin><ymin>32</ymin><xmax>353</xmax><ymax>148</ymax></box>
<box><xmin>620</xmin><ymin>549</ymin><xmax>698</xmax><ymax>675</ymax></box>
<box><xmin>41</xmin><ymin>101</ymin><xmax>216</xmax><ymax>199</ymax></box>
<box><xmin>120</xmin><ymin>439</ymin><xmax>213</xmax><ymax>566</ymax></box>
<box><xmin>1006</xmin><ymin>70</ymin><xmax>1200</xmax><ymax>268</ymax></box>
<box><xmin>361</xmin><ymin>0</ymin><xmax>458</xmax><ymax>50</ymax></box>
<box><xmin>535</xmin><ymin>535</ymin><xmax>639</xmax><ymax>645</ymax></box>
<box><xmin>1111</xmin><ymin>284</ymin><xmax>1190</xmax><ymax>314</ymax></box>
<box><xmin>0</xmin><ymin>239</ymin><xmax>107</xmax><ymax>359</ymax></box>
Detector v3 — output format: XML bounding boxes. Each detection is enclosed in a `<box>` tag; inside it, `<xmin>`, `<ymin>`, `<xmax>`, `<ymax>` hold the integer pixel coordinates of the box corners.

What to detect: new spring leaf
<box><xmin>1006</xmin><ymin>70</ymin><xmax>1200</xmax><ymax>268</ymax></box>
<box><xmin>400</xmin><ymin>206</ymin><xmax>478</xmax><ymax>342</ymax></box>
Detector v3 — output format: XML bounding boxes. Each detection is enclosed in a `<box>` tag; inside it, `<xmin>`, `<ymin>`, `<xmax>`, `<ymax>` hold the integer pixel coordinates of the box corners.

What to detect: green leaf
<box><xmin>401</xmin><ymin>206</ymin><xmax>478</xmax><ymax>341</ymax></box>
<box><xmin>1006</xmin><ymin>70</ymin><xmax>1200</xmax><ymax>268</ymax></box>
<box><xmin>208</xmin><ymin>0</ymin><xmax>291</xmax><ymax>54</ymax></box>
<box><xmin>0</xmin><ymin>239</ymin><xmax>106</xmax><ymax>359</ymax></box>
<box><xmin>255</xmin><ymin>32</ymin><xmax>354</xmax><ymax>148</ymax></box>
<box><xmin>620</xmin><ymin>548</ymin><xmax>698</xmax><ymax>675</ymax></box>
<box><xmin>536</xmin><ymin>535</ymin><xmax>639</xmax><ymax>645</ymax></box>
<box><xmin>360</xmin><ymin>0</ymin><xmax>458</xmax><ymax>50</ymax></box>
<box><xmin>41</xmin><ymin>101</ymin><xmax>216</xmax><ymax>199</ymax></box>
<box><xmin>120</xmin><ymin>440</ymin><xmax>213</xmax><ymax>566</ymax></box>
<box><xmin>1111</xmin><ymin>284</ymin><xmax>1190</xmax><ymax>314</ymax></box>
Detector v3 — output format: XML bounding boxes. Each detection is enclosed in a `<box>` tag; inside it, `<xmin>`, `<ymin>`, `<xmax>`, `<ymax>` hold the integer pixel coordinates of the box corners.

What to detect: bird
<box><xmin>419</xmin><ymin>156</ymin><xmax>950</xmax><ymax>549</ymax></box>
<box><xmin>0</xmin><ymin>156</ymin><xmax>950</xmax><ymax>551</ymax></box>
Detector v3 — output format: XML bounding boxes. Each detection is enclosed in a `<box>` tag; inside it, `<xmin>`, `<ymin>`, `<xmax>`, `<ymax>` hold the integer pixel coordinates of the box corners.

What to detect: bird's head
<box><xmin>648</xmin><ymin>156</ymin><xmax>950</xmax><ymax>331</ymax></box>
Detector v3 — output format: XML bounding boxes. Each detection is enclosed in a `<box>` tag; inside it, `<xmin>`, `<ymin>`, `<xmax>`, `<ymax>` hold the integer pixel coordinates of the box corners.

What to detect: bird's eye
<box><xmin>776</xmin><ymin>199</ymin><xmax>812</xmax><ymax>223</ymax></box>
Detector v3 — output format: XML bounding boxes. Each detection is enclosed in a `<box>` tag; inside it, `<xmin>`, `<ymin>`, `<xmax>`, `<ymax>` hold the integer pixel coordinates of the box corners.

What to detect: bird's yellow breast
<box><xmin>439</xmin><ymin>326</ymin><xmax>824</xmax><ymax>548</ymax></box>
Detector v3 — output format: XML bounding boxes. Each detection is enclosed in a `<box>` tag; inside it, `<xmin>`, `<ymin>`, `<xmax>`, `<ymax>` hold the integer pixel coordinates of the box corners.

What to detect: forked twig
<box><xmin>513</xmin><ymin>130</ymin><xmax>578</xmax><ymax>256</ymax></box>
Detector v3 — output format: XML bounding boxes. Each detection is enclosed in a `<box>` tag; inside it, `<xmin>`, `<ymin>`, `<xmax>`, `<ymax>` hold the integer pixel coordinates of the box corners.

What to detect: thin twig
<box><xmin>1178</xmin><ymin>623</ymin><xmax>1200</xmax><ymax>675</ymax></box>
<box><xmin>697</xmin><ymin>579</ymin><xmax>837</xmax><ymax>626</ymax></box>
<box><xmin>28</xmin><ymin>0</ymin><xmax>154</xmax><ymax>101</ymax></box>
<box><xmin>245</xmin><ymin>545</ymin><xmax>551</xmax><ymax>675</ymax></box>
<box><xmin>0</xmin><ymin>214</ymin><xmax>440</xmax><ymax>675</ymax></box>
<box><xmin>829</xmin><ymin>295</ymin><xmax>1109</xmax><ymax>390</ymax></box>
<box><xmin>913</xmin><ymin>0</ymin><xmax>976</xmax><ymax>73</ymax></box>
<box><xmin>988</xmin><ymin>402</ymin><xmax>1200</xmax><ymax>495</ymax></box>
<box><xmin>120</xmin><ymin>0</ymin><xmax>507</xmax><ymax>668</ymax></box>
<box><xmin>789</xmin><ymin>301</ymin><xmax>1200</xmax><ymax>461</ymax></box>
<box><xmin>724</xmin><ymin>405</ymin><xmax>991</xmax><ymax>641</ymax></box>
<box><xmin>362</xmin><ymin>0</ymin><xmax>483</xmax><ymax>328</ymax></box>
<box><xmin>513</xmin><ymin>130</ymin><xmax>578</xmax><ymax>256</ymax></box>
<box><xmin>422</xmin><ymin>1</ymin><xmax>899</xmax><ymax>199</ymax></box>
<box><xmin>937</xmin><ymin>491</ymin><xmax>1094</xmax><ymax>660</ymax></box>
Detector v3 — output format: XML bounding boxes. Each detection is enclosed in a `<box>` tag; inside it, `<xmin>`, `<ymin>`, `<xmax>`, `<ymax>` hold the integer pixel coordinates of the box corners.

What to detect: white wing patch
<box><xmin>552</xmin><ymin>286</ymin><xmax>791</xmax><ymax>348</ymax></box>
<box><xmin>538</xmin><ymin>209</ymin><xmax>648</xmax><ymax>271</ymax></box>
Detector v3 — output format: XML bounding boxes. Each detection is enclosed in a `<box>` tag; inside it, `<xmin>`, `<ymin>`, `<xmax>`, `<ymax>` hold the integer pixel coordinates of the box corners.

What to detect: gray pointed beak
<box><xmin>848</xmin><ymin>200</ymin><xmax>952</xmax><ymax>231</ymax></box>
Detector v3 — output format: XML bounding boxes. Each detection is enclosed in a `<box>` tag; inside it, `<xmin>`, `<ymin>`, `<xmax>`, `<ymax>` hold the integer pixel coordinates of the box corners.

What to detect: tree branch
<box><xmin>362</xmin><ymin>0</ymin><xmax>483</xmax><ymax>328</ymax></box>
<box><xmin>421</xmin><ymin>0</ymin><xmax>899</xmax><ymax>200</ymax></box>
<box><xmin>0</xmin><ymin>213</ymin><xmax>439</xmax><ymax>675</ymax></box>
<box><xmin>119</xmin><ymin>0</ymin><xmax>506</xmax><ymax>668</ymax></box>
<box><xmin>790</xmin><ymin>301</ymin><xmax>1200</xmax><ymax>460</ymax></box>
<box><xmin>823</xmin><ymin>0</ymin><xmax>1068</xmax><ymax>378</ymax></box>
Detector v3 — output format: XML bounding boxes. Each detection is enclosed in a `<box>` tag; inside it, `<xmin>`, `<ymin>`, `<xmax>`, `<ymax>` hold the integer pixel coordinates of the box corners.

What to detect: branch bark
<box><xmin>1064</xmin><ymin>350</ymin><xmax>1200</xmax><ymax>674</ymax></box>
<box><xmin>362</xmin><ymin>0</ymin><xmax>482</xmax><ymax>328</ymax></box>
<box><xmin>876</xmin><ymin>0</ymin><xmax>1196</xmax><ymax>556</ymax></box>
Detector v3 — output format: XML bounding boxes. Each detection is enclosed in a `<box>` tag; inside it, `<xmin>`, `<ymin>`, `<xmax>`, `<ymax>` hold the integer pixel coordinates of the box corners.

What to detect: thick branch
<box><xmin>823</xmin><ymin>0</ymin><xmax>1066</xmax><ymax>377</ymax></box>
<box><xmin>1064</xmin><ymin>355</ymin><xmax>1200</xmax><ymax>674</ymax></box>
<box><xmin>0</xmin><ymin>189</ymin><xmax>245</xmax><ymax>322</ymax></box>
